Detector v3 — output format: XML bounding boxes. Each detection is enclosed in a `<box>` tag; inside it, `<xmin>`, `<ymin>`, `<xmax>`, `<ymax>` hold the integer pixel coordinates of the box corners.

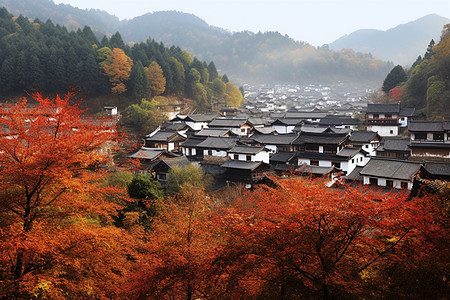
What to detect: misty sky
<box><xmin>53</xmin><ymin>0</ymin><xmax>449</xmax><ymax>46</ymax></box>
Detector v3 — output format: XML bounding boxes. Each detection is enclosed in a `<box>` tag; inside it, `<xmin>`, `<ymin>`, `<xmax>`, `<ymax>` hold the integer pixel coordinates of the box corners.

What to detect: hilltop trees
<box><xmin>382</xmin><ymin>65</ymin><xmax>407</xmax><ymax>93</ymax></box>
<box><xmin>0</xmin><ymin>7</ymin><xmax>241</xmax><ymax>115</ymax></box>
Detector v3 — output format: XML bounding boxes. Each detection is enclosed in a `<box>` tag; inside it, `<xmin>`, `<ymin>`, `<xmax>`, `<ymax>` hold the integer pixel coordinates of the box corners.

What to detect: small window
<box><xmin>310</xmin><ymin>160</ymin><xmax>319</xmax><ymax>166</ymax></box>
<box><xmin>332</xmin><ymin>162</ymin><xmax>341</xmax><ymax>168</ymax></box>
<box><xmin>401</xmin><ymin>182</ymin><xmax>408</xmax><ymax>189</ymax></box>
<box><xmin>369</xmin><ymin>178</ymin><xmax>378</xmax><ymax>185</ymax></box>
<box><xmin>386</xmin><ymin>180</ymin><xmax>393</xmax><ymax>188</ymax></box>
<box><xmin>158</xmin><ymin>173</ymin><xmax>167</xmax><ymax>181</ymax></box>
<box><xmin>433</xmin><ymin>133</ymin><xmax>444</xmax><ymax>141</ymax></box>
<box><xmin>351</xmin><ymin>158</ymin><xmax>355</xmax><ymax>163</ymax></box>
<box><xmin>208</xmin><ymin>150</ymin><xmax>213</xmax><ymax>155</ymax></box>
<box><xmin>385</xmin><ymin>114</ymin><xmax>392</xmax><ymax>118</ymax></box>
<box><xmin>373</xmin><ymin>114</ymin><xmax>379</xmax><ymax>118</ymax></box>
<box><xmin>234</xmin><ymin>154</ymin><xmax>238</xmax><ymax>160</ymax></box>
<box><xmin>365</xmin><ymin>145</ymin><xmax>369</xmax><ymax>148</ymax></box>
<box><xmin>246</xmin><ymin>155</ymin><xmax>251</xmax><ymax>161</ymax></box>
<box><xmin>390</xmin><ymin>130</ymin><xmax>394</xmax><ymax>134</ymax></box>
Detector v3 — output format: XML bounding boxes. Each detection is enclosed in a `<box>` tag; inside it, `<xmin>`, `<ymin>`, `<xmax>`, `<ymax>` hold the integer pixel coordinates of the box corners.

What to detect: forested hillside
<box><xmin>0</xmin><ymin>0</ymin><xmax>393</xmax><ymax>85</ymax></box>
<box><xmin>400</xmin><ymin>25</ymin><xmax>450</xmax><ymax>119</ymax></box>
<box><xmin>0</xmin><ymin>7</ymin><xmax>242</xmax><ymax>114</ymax></box>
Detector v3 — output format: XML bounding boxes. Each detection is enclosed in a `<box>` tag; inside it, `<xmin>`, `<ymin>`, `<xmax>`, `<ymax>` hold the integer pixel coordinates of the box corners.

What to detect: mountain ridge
<box><xmin>329</xmin><ymin>14</ymin><xmax>449</xmax><ymax>65</ymax></box>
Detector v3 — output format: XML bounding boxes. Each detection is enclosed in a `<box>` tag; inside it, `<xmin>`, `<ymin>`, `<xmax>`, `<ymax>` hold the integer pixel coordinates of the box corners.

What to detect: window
<box><xmin>351</xmin><ymin>158</ymin><xmax>355</xmax><ymax>163</ymax></box>
<box><xmin>158</xmin><ymin>173</ymin><xmax>167</xmax><ymax>181</ymax></box>
<box><xmin>332</xmin><ymin>162</ymin><xmax>341</xmax><ymax>168</ymax></box>
<box><xmin>369</xmin><ymin>178</ymin><xmax>378</xmax><ymax>185</ymax></box>
<box><xmin>373</xmin><ymin>114</ymin><xmax>379</xmax><ymax>118</ymax></box>
<box><xmin>401</xmin><ymin>182</ymin><xmax>408</xmax><ymax>189</ymax></box>
<box><xmin>233</xmin><ymin>154</ymin><xmax>238</xmax><ymax>160</ymax></box>
<box><xmin>365</xmin><ymin>145</ymin><xmax>369</xmax><ymax>148</ymax></box>
<box><xmin>386</xmin><ymin>180</ymin><xmax>393</xmax><ymax>188</ymax></box>
<box><xmin>390</xmin><ymin>130</ymin><xmax>394</xmax><ymax>134</ymax></box>
<box><xmin>208</xmin><ymin>150</ymin><xmax>213</xmax><ymax>155</ymax></box>
<box><xmin>385</xmin><ymin>114</ymin><xmax>392</xmax><ymax>118</ymax></box>
<box><xmin>414</xmin><ymin>132</ymin><xmax>427</xmax><ymax>140</ymax></box>
<box><xmin>433</xmin><ymin>133</ymin><xmax>444</xmax><ymax>141</ymax></box>
<box><xmin>324</xmin><ymin>145</ymin><xmax>336</xmax><ymax>153</ymax></box>
<box><xmin>305</xmin><ymin>144</ymin><xmax>319</xmax><ymax>152</ymax></box>
<box><xmin>310</xmin><ymin>160</ymin><xmax>319</xmax><ymax>166</ymax></box>
<box><xmin>246</xmin><ymin>155</ymin><xmax>251</xmax><ymax>161</ymax></box>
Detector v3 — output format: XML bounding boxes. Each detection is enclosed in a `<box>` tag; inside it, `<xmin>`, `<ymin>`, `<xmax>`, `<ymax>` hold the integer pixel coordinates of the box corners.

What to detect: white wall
<box><xmin>272</xmin><ymin>125</ymin><xmax>295</xmax><ymax>134</ymax></box>
<box><xmin>367</xmin><ymin>125</ymin><xmax>398</xmax><ymax>137</ymax></box>
<box><xmin>186</xmin><ymin>121</ymin><xmax>208</xmax><ymax>131</ymax></box>
<box><xmin>363</xmin><ymin>176</ymin><xmax>413</xmax><ymax>189</ymax></box>
<box><xmin>204</xmin><ymin>149</ymin><xmax>227</xmax><ymax>157</ymax></box>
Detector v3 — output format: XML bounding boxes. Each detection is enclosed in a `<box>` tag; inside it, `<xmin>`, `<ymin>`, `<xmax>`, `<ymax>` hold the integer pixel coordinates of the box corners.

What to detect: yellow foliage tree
<box><xmin>146</xmin><ymin>61</ymin><xmax>166</xmax><ymax>98</ymax></box>
<box><xmin>224</xmin><ymin>82</ymin><xmax>243</xmax><ymax>108</ymax></box>
<box><xmin>103</xmin><ymin>48</ymin><xmax>133</xmax><ymax>94</ymax></box>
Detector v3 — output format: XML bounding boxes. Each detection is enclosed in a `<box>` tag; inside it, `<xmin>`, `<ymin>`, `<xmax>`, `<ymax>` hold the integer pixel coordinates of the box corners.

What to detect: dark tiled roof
<box><xmin>181</xmin><ymin>136</ymin><xmax>206</xmax><ymax>147</ymax></box>
<box><xmin>228</xmin><ymin>145</ymin><xmax>266</xmax><ymax>154</ymax></box>
<box><xmin>128</xmin><ymin>148</ymin><xmax>164</xmax><ymax>160</ymax></box>
<box><xmin>285</xmin><ymin>112</ymin><xmax>328</xmax><ymax>119</ymax></box>
<box><xmin>399</xmin><ymin>107</ymin><xmax>416</xmax><ymax>117</ymax></box>
<box><xmin>319</xmin><ymin>116</ymin><xmax>359</xmax><ymax>126</ymax></box>
<box><xmin>161</xmin><ymin>122</ymin><xmax>189</xmax><ymax>131</ymax></box>
<box><xmin>271</xmin><ymin>118</ymin><xmax>304</xmax><ymax>126</ymax></box>
<box><xmin>162</xmin><ymin>156</ymin><xmax>192</xmax><ymax>168</ymax></box>
<box><xmin>336</xmin><ymin>147</ymin><xmax>364</xmax><ymax>158</ymax></box>
<box><xmin>424</xmin><ymin>162</ymin><xmax>450</xmax><ymax>176</ymax></box>
<box><xmin>382</xmin><ymin>138</ymin><xmax>411</xmax><ymax>152</ymax></box>
<box><xmin>252</xmin><ymin>133</ymin><xmax>298</xmax><ymax>145</ymax></box>
<box><xmin>253</xmin><ymin>127</ymin><xmax>278</xmax><ymax>134</ymax></box>
<box><xmin>195</xmin><ymin>128</ymin><xmax>231</xmax><ymax>137</ymax></box>
<box><xmin>408</xmin><ymin>121</ymin><xmax>445</xmax><ymax>132</ymax></box>
<box><xmin>349</xmin><ymin>131</ymin><xmax>379</xmax><ymax>143</ymax></box>
<box><xmin>184</xmin><ymin>114</ymin><xmax>218</xmax><ymax>122</ymax></box>
<box><xmin>196</xmin><ymin>136</ymin><xmax>238</xmax><ymax>149</ymax></box>
<box><xmin>360</xmin><ymin>158</ymin><xmax>421</xmax><ymax>180</ymax></box>
<box><xmin>145</xmin><ymin>131</ymin><xmax>180</xmax><ymax>142</ymax></box>
<box><xmin>346</xmin><ymin>166</ymin><xmax>364</xmax><ymax>181</ymax></box>
<box><xmin>270</xmin><ymin>152</ymin><xmax>297</xmax><ymax>163</ymax></box>
<box><xmin>366</xmin><ymin>103</ymin><xmax>400</xmax><ymax>113</ymax></box>
<box><xmin>221</xmin><ymin>160</ymin><xmax>263</xmax><ymax>170</ymax></box>
<box><xmin>208</xmin><ymin>118</ymin><xmax>248</xmax><ymax>127</ymax></box>
<box><xmin>294</xmin><ymin>132</ymin><xmax>348</xmax><ymax>145</ymax></box>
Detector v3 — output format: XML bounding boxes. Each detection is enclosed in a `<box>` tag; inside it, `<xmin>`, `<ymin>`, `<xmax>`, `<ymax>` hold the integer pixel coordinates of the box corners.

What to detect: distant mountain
<box><xmin>329</xmin><ymin>14</ymin><xmax>450</xmax><ymax>66</ymax></box>
<box><xmin>0</xmin><ymin>0</ymin><xmax>392</xmax><ymax>85</ymax></box>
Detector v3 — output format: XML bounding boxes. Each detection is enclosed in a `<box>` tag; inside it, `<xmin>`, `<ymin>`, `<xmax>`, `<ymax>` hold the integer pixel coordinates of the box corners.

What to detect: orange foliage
<box><xmin>0</xmin><ymin>91</ymin><xmax>135</xmax><ymax>298</ymax></box>
<box><xmin>103</xmin><ymin>48</ymin><xmax>133</xmax><ymax>94</ymax></box>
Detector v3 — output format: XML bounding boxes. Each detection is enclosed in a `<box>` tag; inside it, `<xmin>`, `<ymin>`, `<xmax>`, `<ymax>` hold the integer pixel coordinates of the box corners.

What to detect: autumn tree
<box><xmin>0</xmin><ymin>91</ymin><xmax>134</xmax><ymax>298</ymax></box>
<box><xmin>103</xmin><ymin>47</ymin><xmax>133</xmax><ymax>94</ymax></box>
<box><xmin>212</xmin><ymin>178</ymin><xmax>446</xmax><ymax>299</ymax></box>
<box><xmin>382</xmin><ymin>65</ymin><xmax>407</xmax><ymax>93</ymax></box>
<box><xmin>147</xmin><ymin>61</ymin><xmax>166</xmax><ymax>98</ymax></box>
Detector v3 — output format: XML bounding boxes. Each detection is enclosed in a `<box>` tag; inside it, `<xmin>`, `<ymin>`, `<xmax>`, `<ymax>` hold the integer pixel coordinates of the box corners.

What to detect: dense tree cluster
<box><xmin>377</xmin><ymin>24</ymin><xmax>450</xmax><ymax>119</ymax></box>
<box><xmin>0</xmin><ymin>7</ymin><xmax>243</xmax><ymax>113</ymax></box>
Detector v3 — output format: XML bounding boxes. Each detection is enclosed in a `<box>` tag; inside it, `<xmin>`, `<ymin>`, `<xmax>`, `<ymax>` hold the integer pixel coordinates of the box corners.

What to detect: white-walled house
<box><xmin>227</xmin><ymin>145</ymin><xmax>270</xmax><ymax>163</ymax></box>
<box><xmin>365</xmin><ymin>103</ymin><xmax>401</xmax><ymax>136</ymax></box>
<box><xmin>348</xmin><ymin>131</ymin><xmax>381</xmax><ymax>156</ymax></box>
<box><xmin>359</xmin><ymin>158</ymin><xmax>423</xmax><ymax>190</ymax></box>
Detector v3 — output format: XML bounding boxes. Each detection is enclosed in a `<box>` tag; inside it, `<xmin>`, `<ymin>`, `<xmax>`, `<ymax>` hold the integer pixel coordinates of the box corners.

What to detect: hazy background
<box><xmin>53</xmin><ymin>0</ymin><xmax>450</xmax><ymax>46</ymax></box>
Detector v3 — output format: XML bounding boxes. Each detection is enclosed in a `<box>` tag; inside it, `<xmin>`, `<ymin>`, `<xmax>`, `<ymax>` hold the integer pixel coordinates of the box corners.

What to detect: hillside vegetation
<box><xmin>0</xmin><ymin>0</ymin><xmax>392</xmax><ymax>85</ymax></box>
<box><xmin>0</xmin><ymin>7</ymin><xmax>243</xmax><ymax>114</ymax></box>
<box><xmin>401</xmin><ymin>25</ymin><xmax>450</xmax><ymax>119</ymax></box>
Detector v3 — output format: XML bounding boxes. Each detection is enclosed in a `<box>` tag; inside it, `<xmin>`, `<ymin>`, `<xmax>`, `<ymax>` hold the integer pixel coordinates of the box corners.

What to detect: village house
<box><xmin>207</xmin><ymin>118</ymin><xmax>253</xmax><ymax>137</ymax></box>
<box><xmin>144</xmin><ymin>131</ymin><xmax>186</xmax><ymax>153</ymax></box>
<box><xmin>347</xmin><ymin>131</ymin><xmax>381</xmax><ymax>156</ymax></box>
<box><xmin>171</xmin><ymin>114</ymin><xmax>218</xmax><ymax>130</ymax></box>
<box><xmin>249</xmin><ymin>133</ymin><xmax>298</xmax><ymax>153</ymax></box>
<box><xmin>376</xmin><ymin>138</ymin><xmax>411</xmax><ymax>159</ymax></box>
<box><xmin>221</xmin><ymin>160</ymin><xmax>270</xmax><ymax>184</ymax></box>
<box><xmin>318</xmin><ymin>115</ymin><xmax>359</xmax><ymax>130</ymax></box>
<box><xmin>127</xmin><ymin>147</ymin><xmax>178</xmax><ymax>169</ymax></box>
<box><xmin>270</xmin><ymin>118</ymin><xmax>303</xmax><ymax>134</ymax></box>
<box><xmin>408</xmin><ymin>120</ymin><xmax>450</xmax><ymax>158</ymax></box>
<box><xmin>187</xmin><ymin>136</ymin><xmax>238</xmax><ymax>160</ymax></box>
<box><xmin>359</xmin><ymin>157</ymin><xmax>425</xmax><ymax>190</ymax></box>
<box><xmin>227</xmin><ymin>145</ymin><xmax>270</xmax><ymax>163</ymax></box>
<box><xmin>150</xmin><ymin>156</ymin><xmax>193</xmax><ymax>187</ymax></box>
<box><xmin>365</xmin><ymin>103</ymin><xmax>401</xmax><ymax>136</ymax></box>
